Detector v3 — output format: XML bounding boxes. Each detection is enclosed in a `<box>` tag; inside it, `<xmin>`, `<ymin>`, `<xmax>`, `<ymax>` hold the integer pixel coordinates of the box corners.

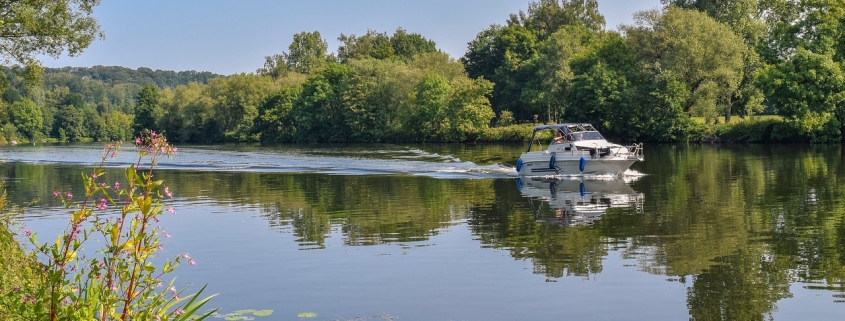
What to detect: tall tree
<box><xmin>293</xmin><ymin>63</ymin><xmax>351</xmax><ymax>142</ymax></box>
<box><xmin>258</xmin><ymin>31</ymin><xmax>330</xmax><ymax>77</ymax></box>
<box><xmin>757</xmin><ymin>48</ymin><xmax>845</xmax><ymax>135</ymax></box>
<box><xmin>408</xmin><ymin>72</ymin><xmax>450</xmax><ymax>139</ymax></box>
<box><xmin>285</xmin><ymin>31</ymin><xmax>330</xmax><ymax>74</ymax></box>
<box><xmin>337</xmin><ymin>30</ymin><xmax>394</xmax><ymax>61</ymax></box>
<box><xmin>206</xmin><ymin>73</ymin><xmax>279</xmax><ymax>141</ymax></box>
<box><xmin>9</xmin><ymin>98</ymin><xmax>42</xmax><ymax>141</ymax></box>
<box><xmin>461</xmin><ymin>24</ymin><xmax>537</xmax><ymax>120</ymax></box>
<box><xmin>521</xmin><ymin>25</ymin><xmax>597</xmax><ymax>123</ymax></box>
<box><xmin>337</xmin><ymin>28</ymin><xmax>437</xmax><ymax>62</ymax></box>
<box><xmin>508</xmin><ymin>0</ymin><xmax>605</xmax><ymax>38</ymax></box>
<box><xmin>133</xmin><ymin>85</ymin><xmax>159</xmax><ymax>134</ymax></box>
<box><xmin>624</xmin><ymin>7</ymin><xmax>747</xmax><ymax>123</ymax></box>
<box><xmin>390</xmin><ymin>28</ymin><xmax>437</xmax><ymax>61</ymax></box>
<box><xmin>0</xmin><ymin>0</ymin><xmax>103</xmax><ymax>82</ymax></box>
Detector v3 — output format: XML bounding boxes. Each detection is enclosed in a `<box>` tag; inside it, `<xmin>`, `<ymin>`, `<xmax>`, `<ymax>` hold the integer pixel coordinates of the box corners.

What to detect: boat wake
<box><xmin>0</xmin><ymin>144</ymin><xmax>519</xmax><ymax>179</ymax></box>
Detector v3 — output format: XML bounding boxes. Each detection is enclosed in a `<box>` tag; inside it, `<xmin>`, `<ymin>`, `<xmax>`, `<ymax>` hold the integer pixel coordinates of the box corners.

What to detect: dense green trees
<box><xmin>455</xmin><ymin>0</ymin><xmax>845</xmax><ymax>142</ymax></box>
<box><xmin>1</xmin><ymin>0</ymin><xmax>844</xmax><ymax>143</ymax></box>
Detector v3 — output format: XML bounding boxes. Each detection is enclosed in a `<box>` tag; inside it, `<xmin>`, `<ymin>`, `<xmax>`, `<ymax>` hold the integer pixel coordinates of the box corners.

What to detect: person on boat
<box><xmin>553</xmin><ymin>130</ymin><xmax>565</xmax><ymax>144</ymax></box>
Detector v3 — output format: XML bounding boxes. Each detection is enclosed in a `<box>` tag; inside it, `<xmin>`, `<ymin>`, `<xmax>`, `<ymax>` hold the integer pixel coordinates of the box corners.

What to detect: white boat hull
<box><xmin>517</xmin><ymin>151</ymin><xmax>637</xmax><ymax>175</ymax></box>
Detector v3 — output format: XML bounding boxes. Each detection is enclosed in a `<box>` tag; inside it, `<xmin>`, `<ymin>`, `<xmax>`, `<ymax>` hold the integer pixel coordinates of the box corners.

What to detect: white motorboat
<box><xmin>515</xmin><ymin>123</ymin><xmax>643</xmax><ymax>176</ymax></box>
<box><xmin>516</xmin><ymin>176</ymin><xmax>644</xmax><ymax>226</ymax></box>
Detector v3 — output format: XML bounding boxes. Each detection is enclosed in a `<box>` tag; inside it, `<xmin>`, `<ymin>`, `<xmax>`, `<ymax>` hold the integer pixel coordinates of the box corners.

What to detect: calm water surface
<box><xmin>2</xmin><ymin>143</ymin><xmax>844</xmax><ymax>320</ymax></box>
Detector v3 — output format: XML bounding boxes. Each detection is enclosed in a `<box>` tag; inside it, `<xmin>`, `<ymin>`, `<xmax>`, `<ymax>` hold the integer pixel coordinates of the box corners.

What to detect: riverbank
<box><xmin>0</xmin><ymin>193</ymin><xmax>43</xmax><ymax>319</ymax></box>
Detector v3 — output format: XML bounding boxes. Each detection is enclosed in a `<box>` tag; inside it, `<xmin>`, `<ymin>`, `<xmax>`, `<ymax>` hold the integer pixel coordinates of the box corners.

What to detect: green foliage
<box><xmin>337</xmin><ymin>27</ymin><xmax>437</xmax><ymax>62</ymax></box>
<box><xmin>292</xmin><ymin>63</ymin><xmax>352</xmax><ymax>142</ymax></box>
<box><xmin>0</xmin><ymin>132</ymin><xmax>217</xmax><ymax>320</ymax></box>
<box><xmin>338</xmin><ymin>30</ymin><xmax>395</xmax><ymax>61</ymax></box>
<box><xmin>206</xmin><ymin>74</ymin><xmax>280</xmax><ymax>142</ymax></box>
<box><xmin>341</xmin><ymin>58</ymin><xmax>412</xmax><ymax>142</ymax></box>
<box><xmin>496</xmin><ymin>110</ymin><xmax>516</xmax><ymax>127</ymax></box>
<box><xmin>508</xmin><ymin>0</ymin><xmax>606</xmax><ymax>37</ymax></box>
<box><xmin>0</xmin><ymin>189</ymin><xmax>44</xmax><ymax>320</ymax></box>
<box><xmin>757</xmin><ymin>48</ymin><xmax>845</xmax><ymax>124</ymax></box>
<box><xmin>625</xmin><ymin>7</ymin><xmax>747</xmax><ymax>119</ymax></box>
<box><xmin>9</xmin><ymin>98</ymin><xmax>42</xmax><ymax>141</ymax></box>
<box><xmin>390</xmin><ymin>28</ymin><xmax>438</xmax><ymax>61</ymax></box>
<box><xmin>714</xmin><ymin>118</ymin><xmax>781</xmax><ymax>143</ymax></box>
<box><xmin>408</xmin><ymin>72</ymin><xmax>450</xmax><ymax>140</ymax></box>
<box><xmin>477</xmin><ymin>123</ymin><xmax>534</xmax><ymax>142</ymax></box>
<box><xmin>134</xmin><ymin>85</ymin><xmax>160</xmax><ymax>135</ymax></box>
<box><xmin>0</xmin><ymin>0</ymin><xmax>103</xmax><ymax>64</ymax></box>
<box><xmin>255</xmin><ymin>86</ymin><xmax>301</xmax><ymax>143</ymax></box>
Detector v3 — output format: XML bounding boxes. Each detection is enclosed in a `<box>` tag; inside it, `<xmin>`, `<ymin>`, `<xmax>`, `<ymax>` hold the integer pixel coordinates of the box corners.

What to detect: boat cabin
<box><xmin>526</xmin><ymin>123</ymin><xmax>606</xmax><ymax>153</ymax></box>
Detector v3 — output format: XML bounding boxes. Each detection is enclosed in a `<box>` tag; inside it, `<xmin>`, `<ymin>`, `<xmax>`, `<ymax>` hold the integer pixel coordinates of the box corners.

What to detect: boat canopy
<box><xmin>526</xmin><ymin>123</ymin><xmax>606</xmax><ymax>152</ymax></box>
<box><xmin>532</xmin><ymin>123</ymin><xmax>599</xmax><ymax>135</ymax></box>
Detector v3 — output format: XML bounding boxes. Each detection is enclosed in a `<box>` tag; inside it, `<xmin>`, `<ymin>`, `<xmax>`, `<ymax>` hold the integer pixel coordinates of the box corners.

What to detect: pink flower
<box><xmin>96</xmin><ymin>198</ymin><xmax>107</xmax><ymax>210</ymax></box>
<box><xmin>189</xmin><ymin>259</ymin><xmax>197</xmax><ymax>266</ymax></box>
<box><xmin>24</xmin><ymin>229</ymin><xmax>31</xmax><ymax>237</ymax></box>
<box><xmin>135</xmin><ymin>137</ymin><xmax>141</xmax><ymax>145</ymax></box>
<box><xmin>164</xmin><ymin>186</ymin><xmax>172</xmax><ymax>198</ymax></box>
<box><xmin>53</xmin><ymin>190</ymin><xmax>59</xmax><ymax>197</ymax></box>
<box><xmin>92</xmin><ymin>173</ymin><xmax>98</xmax><ymax>179</ymax></box>
<box><xmin>165</xmin><ymin>206</ymin><xmax>176</xmax><ymax>214</ymax></box>
<box><xmin>164</xmin><ymin>232</ymin><xmax>171</xmax><ymax>238</ymax></box>
<box><xmin>114</xmin><ymin>182</ymin><xmax>120</xmax><ymax>190</ymax></box>
<box><xmin>65</xmin><ymin>192</ymin><xmax>73</xmax><ymax>198</ymax></box>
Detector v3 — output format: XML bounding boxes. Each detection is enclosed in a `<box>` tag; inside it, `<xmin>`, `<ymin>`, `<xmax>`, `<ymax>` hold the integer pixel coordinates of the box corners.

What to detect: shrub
<box><xmin>476</xmin><ymin>124</ymin><xmax>534</xmax><ymax>142</ymax></box>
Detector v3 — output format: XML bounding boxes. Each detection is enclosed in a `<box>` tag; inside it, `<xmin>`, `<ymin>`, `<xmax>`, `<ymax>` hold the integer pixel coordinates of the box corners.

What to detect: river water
<box><xmin>2</xmin><ymin>142</ymin><xmax>844</xmax><ymax>320</ymax></box>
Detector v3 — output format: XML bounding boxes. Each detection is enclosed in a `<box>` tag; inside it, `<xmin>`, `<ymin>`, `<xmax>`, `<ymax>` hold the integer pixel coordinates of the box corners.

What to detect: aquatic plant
<box><xmin>0</xmin><ymin>130</ymin><xmax>216</xmax><ymax>320</ymax></box>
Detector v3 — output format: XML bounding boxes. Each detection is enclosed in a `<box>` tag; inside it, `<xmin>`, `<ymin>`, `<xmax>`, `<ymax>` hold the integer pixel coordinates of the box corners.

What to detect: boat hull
<box><xmin>516</xmin><ymin>152</ymin><xmax>636</xmax><ymax>176</ymax></box>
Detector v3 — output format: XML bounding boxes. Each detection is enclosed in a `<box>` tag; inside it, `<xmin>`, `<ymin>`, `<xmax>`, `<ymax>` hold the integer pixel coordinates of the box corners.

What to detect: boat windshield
<box><xmin>566</xmin><ymin>125</ymin><xmax>605</xmax><ymax>141</ymax></box>
<box><xmin>581</xmin><ymin>131</ymin><xmax>604</xmax><ymax>140</ymax></box>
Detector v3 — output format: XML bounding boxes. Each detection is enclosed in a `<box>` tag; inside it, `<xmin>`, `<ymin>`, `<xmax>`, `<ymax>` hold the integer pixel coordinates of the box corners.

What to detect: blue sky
<box><xmin>39</xmin><ymin>0</ymin><xmax>663</xmax><ymax>75</ymax></box>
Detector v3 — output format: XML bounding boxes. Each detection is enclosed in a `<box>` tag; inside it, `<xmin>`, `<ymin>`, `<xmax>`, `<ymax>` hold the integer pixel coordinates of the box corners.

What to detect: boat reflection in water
<box><xmin>516</xmin><ymin>176</ymin><xmax>644</xmax><ymax>226</ymax></box>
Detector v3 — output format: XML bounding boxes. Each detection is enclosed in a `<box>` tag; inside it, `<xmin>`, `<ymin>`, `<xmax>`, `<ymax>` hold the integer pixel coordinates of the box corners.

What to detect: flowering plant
<box><xmin>1</xmin><ymin>130</ymin><xmax>215</xmax><ymax>321</ymax></box>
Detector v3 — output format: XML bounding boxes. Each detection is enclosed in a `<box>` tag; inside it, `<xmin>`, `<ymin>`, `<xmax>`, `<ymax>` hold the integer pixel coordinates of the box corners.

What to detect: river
<box><xmin>2</xmin><ymin>142</ymin><xmax>844</xmax><ymax>320</ymax></box>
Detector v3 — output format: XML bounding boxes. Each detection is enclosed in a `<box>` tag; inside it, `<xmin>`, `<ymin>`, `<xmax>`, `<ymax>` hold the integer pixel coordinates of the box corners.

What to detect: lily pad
<box><xmin>254</xmin><ymin>310</ymin><xmax>274</xmax><ymax>316</ymax></box>
<box><xmin>233</xmin><ymin>309</ymin><xmax>258</xmax><ymax>314</ymax></box>
<box><xmin>297</xmin><ymin>312</ymin><xmax>318</xmax><ymax>318</ymax></box>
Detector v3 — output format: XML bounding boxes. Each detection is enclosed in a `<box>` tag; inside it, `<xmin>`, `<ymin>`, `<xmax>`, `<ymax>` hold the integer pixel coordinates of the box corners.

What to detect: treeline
<box><xmin>462</xmin><ymin>0</ymin><xmax>845</xmax><ymax>143</ymax></box>
<box><xmin>3</xmin><ymin>0</ymin><xmax>845</xmax><ymax>144</ymax></box>
<box><xmin>0</xmin><ymin>65</ymin><xmax>223</xmax><ymax>143</ymax></box>
<box><xmin>130</xmin><ymin>27</ymin><xmax>498</xmax><ymax>143</ymax></box>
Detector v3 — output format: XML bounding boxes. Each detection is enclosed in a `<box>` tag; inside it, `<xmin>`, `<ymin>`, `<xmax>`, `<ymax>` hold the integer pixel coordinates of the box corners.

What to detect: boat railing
<box><xmin>625</xmin><ymin>143</ymin><xmax>644</xmax><ymax>160</ymax></box>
